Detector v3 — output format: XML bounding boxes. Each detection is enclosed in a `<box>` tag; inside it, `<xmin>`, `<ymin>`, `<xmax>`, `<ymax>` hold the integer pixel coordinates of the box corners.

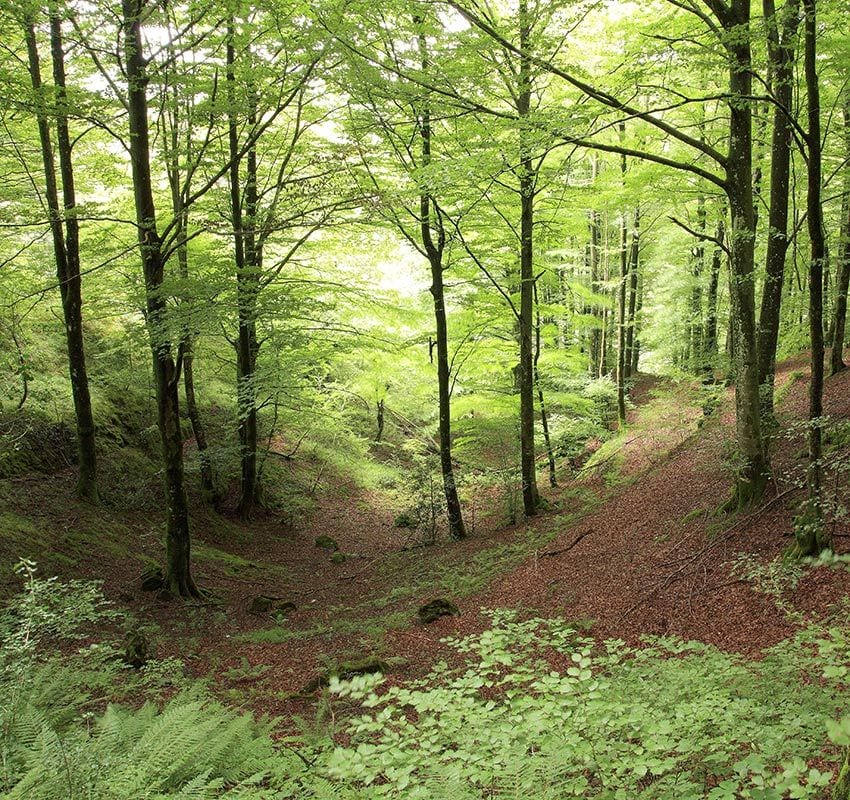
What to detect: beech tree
<box><xmin>449</xmin><ymin>0</ymin><xmax>771</xmax><ymax>508</ymax></box>
<box><xmin>18</xmin><ymin>3</ymin><xmax>99</xmax><ymax>502</ymax></box>
<box><xmin>335</xmin><ymin>5</ymin><xmax>470</xmax><ymax>537</ymax></box>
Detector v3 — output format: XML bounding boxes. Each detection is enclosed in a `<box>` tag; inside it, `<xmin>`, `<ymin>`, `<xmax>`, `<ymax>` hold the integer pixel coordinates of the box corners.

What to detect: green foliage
<box><xmin>0</xmin><ymin>565</ymin><xmax>305</xmax><ymax>799</ymax></box>
<box><xmin>5</xmin><ymin>571</ymin><xmax>850</xmax><ymax>800</ymax></box>
<box><xmin>325</xmin><ymin>610</ymin><xmax>846</xmax><ymax>799</ymax></box>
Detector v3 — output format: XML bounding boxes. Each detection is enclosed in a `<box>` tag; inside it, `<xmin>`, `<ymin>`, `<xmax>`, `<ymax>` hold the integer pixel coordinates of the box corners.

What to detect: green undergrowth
<box><xmin>5</xmin><ymin>572</ymin><xmax>850</xmax><ymax>800</ymax></box>
<box><xmin>319</xmin><ymin>610</ymin><xmax>848</xmax><ymax>799</ymax></box>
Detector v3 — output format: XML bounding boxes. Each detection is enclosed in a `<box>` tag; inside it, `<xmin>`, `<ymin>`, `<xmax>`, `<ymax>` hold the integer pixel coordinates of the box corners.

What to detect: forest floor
<box><xmin>3</xmin><ymin>355</ymin><xmax>850</xmax><ymax>732</ymax></box>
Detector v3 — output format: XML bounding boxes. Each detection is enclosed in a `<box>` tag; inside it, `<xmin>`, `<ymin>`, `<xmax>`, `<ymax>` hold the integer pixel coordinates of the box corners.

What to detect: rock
<box><xmin>250</xmin><ymin>596</ymin><xmax>297</xmax><ymax>615</ymax></box>
<box><xmin>250</xmin><ymin>595</ymin><xmax>274</xmax><ymax>614</ymax></box>
<box><xmin>122</xmin><ymin>628</ymin><xmax>151</xmax><ymax>669</ymax></box>
<box><xmin>330</xmin><ymin>552</ymin><xmax>346</xmax><ymax>564</ymax></box>
<box><xmin>140</xmin><ymin>563</ymin><xmax>164</xmax><ymax>592</ymax></box>
<box><xmin>314</xmin><ymin>534</ymin><xmax>339</xmax><ymax>551</ymax></box>
<box><xmin>417</xmin><ymin>598</ymin><xmax>460</xmax><ymax>624</ymax></box>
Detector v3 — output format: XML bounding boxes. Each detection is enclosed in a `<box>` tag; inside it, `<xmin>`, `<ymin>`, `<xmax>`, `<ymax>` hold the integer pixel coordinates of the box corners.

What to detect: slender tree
<box><xmin>829</xmin><ymin>98</ymin><xmax>850</xmax><ymax>375</ymax></box>
<box><xmin>794</xmin><ymin>0</ymin><xmax>829</xmax><ymax>556</ymax></box>
<box><xmin>22</xmin><ymin>5</ymin><xmax>98</xmax><ymax>502</ymax></box>
<box><xmin>756</xmin><ymin>0</ymin><xmax>802</xmax><ymax>419</ymax></box>
<box><xmin>122</xmin><ymin>0</ymin><xmax>198</xmax><ymax>596</ymax></box>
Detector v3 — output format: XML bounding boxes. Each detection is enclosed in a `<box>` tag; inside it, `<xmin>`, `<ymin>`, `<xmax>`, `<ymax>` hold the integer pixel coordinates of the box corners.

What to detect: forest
<box><xmin>2</xmin><ymin>0</ymin><xmax>850</xmax><ymax>796</ymax></box>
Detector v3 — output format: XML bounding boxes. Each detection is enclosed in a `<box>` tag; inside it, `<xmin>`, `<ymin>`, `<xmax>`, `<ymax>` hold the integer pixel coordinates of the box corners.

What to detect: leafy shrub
<box><xmin>325</xmin><ymin>610</ymin><xmax>845</xmax><ymax>799</ymax></box>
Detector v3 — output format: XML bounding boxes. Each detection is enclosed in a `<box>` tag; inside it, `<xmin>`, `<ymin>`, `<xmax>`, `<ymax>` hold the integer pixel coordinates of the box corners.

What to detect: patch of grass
<box><xmin>774</xmin><ymin>369</ymin><xmax>805</xmax><ymax>409</ymax></box>
<box><xmin>581</xmin><ymin>436</ymin><xmax>627</xmax><ymax>484</ymax></box>
<box><xmin>680</xmin><ymin>507</ymin><xmax>707</xmax><ymax>524</ymax></box>
<box><xmin>194</xmin><ymin>543</ymin><xmax>289</xmax><ymax>581</ymax></box>
<box><xmin>0</xmin><ymin>511</ymin><xmax>52</xmax><ymax>577</ymax></box>
<box><xmin>236</xmin><ymin>609</ymin><xmax>410</xmax><ymax>645</ymax></box>
<box><xmin>60</xmin><ymin>525</ymin><xmax>136</xmax><ymax>562</ymax></box>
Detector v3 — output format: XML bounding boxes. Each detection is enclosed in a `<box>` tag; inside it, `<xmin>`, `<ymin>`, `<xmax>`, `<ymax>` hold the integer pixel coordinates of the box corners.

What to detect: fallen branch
<box><xmin>541</xmin><ymin>529</ymin><xmax>593</xmax><ymax>558</ymax></box>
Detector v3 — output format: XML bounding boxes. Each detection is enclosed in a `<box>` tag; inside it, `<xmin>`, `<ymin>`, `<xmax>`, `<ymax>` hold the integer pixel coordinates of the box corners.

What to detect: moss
<box><xmin>193</xmin><ymin>543</ymin><xmax>289</xmax><ymax>581</ymax></box>
<box><xmin>0</xmin><ymin>511</ymin><xmax>52</xmax><ymax>574</ymax></box>
<box><xmin>0</xmin><ymin>411</ymin><xmax>77</xmax><ymax>479</ymax></box>
<box><xmin>680</xmin><ymin>507</ymin><xmax>707</xmax><ymax>524</ymax></box>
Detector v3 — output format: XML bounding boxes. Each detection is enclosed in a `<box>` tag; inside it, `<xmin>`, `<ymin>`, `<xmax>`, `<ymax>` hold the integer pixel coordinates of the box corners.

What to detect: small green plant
<box><xmin>324</xmin><ymin>610</ymin><xmax>845</xmax><ymax>799</ymax></box>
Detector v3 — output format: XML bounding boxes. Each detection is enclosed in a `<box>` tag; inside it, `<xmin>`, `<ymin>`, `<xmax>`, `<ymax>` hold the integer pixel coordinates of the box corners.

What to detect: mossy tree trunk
<box><xmin>721</xmin><ymin>0</ymin><xmax>769</xmax><ymax>510</ymax></box>
<box><xmin>757</xmin><ymin>0</ymin><xmax>801</xmax><ymax>420</ymax></box>
<box><xmin>24</xmin><ymin>10</ymin><xmax>99</xmax><ymax>503</ymax></box>
<box><xmin>123</xmin><ymin>0</ymin><xmax>198</xmax><ymax>598</ymax></box>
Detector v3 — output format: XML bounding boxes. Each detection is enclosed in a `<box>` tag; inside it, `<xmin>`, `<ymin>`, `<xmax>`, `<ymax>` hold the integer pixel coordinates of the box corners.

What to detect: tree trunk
<box><xmin>617</xmin><ymin>208</ymin><xmax>628</xmax><ymax>425</ymax></box>
<box><xmin>534</xmin><ymin>285</ymin><xmax>557</xmax><ymax>487</ymax></box>
<box><xmin>829</xmin><ymin>101</ymin><xmax>850</xmax><ymax>375</ymax></box>
<box><xmin>183</xmin><ymin>341</ymin><xmax>214</xmax><ymax>495</ymax></box>
<box><xmin>517</xmin><ymin>0</ymin><xmax>539</xmax><ymax>516</ymax></box>
<box><xmin>624</xmin><ymin>207</ymin><xmax>640</xmax><ymax>380</ymax></box>
<box><xmin>123</xmin><ymin>0</ymin><xmax>197</xmax><ymax>597</ymax></box>
<box><xmin>227</xmin><ymin>27</ymin><xmax>261</xmax><ymax>521</ymax></box>
<box><xmin>795</xmin><ymin>0</ymin><xmax>828</xmax><ymax>555</ymax></box>
<box><xmin>25</xmin><ymin>13</ymin><xmax>99</xmax><ymax>503</ymax></box>
<box><xmin>631</xmin><ymin>273</ymin><xmax>643</xmax><ymax>375</ymax></box>
<box><xmin>688</xmin><ymin>196</ymin><xmax>706</xmax><ymax>372</ymax></box>
<box><xmin>417</xmin><ymin>24</ymin><xmax>466</xmax><ymax>540</ymax></box>
<box><xmin>703</xmin><ymin>217</ymin><xmax>725</xmax><ymax>376</ymax></box>
<box><xmin>756</xmin><ymin>0</ymin><xmax>801</xmax><ymax>419</ymax></box>
<box><xmin>722</xmin><ymin>0</ymin><xmax>768</xmax><ymax>509</ymax></box>
<box><xmin>588</xmin><ymin>208</ymin><xmax>602</xmax><ymax>375</ymax></box>
<box><xmin>165</xmin><ymin>102</ymin><xmax>215</xmax><ymax>498</ymax></box>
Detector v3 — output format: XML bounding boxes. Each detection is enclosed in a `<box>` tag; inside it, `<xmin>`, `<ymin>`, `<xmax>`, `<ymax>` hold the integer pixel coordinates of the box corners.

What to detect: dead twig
<box><xmin>541</xmin><ymin>529</ymin><xmax>593</xmax><ymax>558</ymax></box>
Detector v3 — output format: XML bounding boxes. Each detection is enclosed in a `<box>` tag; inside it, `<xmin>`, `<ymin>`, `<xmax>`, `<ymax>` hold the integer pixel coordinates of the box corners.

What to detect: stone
<box><xmin>249</xmin><ymin>595</ymin><xmax>274</xmax><ymax>614</ymax></box>
<box><xmin>250</xmin><ymin>596</ymin><xmax>297</xmax><ymax>615</ymax></box>
<box><xmin>122</xmin><ymin>628</ymin><xmax>151</xmax><ymax>669</ymax></box>
<box><xmin>140</xmin><ymin>563</ymin><xmax>164</xmax><ymax>592</ymax></box>
<box><xmin>417</xmin><ymin>598</ymin><xmax>460</xmax><ymax>624</ymax></box>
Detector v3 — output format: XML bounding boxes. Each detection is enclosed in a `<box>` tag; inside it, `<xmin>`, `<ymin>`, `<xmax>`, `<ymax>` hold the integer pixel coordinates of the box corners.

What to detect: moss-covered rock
<box><xmin>140</xmin><ymin>563</ymin><xmax>164</xmax><ymax>592</ymax></box>
<box><xmin>249</xmin><ymin>595</ymin><xmax>296</xmax><ymax>615</ymax></box>
<box><xmin>417</xmin><ymin>598</ymin><xmax>459</xmax><ymax>624</ymax></box>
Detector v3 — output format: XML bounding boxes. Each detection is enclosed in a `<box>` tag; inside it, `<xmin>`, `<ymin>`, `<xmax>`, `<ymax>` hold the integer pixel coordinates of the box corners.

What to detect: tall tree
<box><xmin>450</xmin><ymin>0</ymin><xmax>770</xmax><ymax>508</ymax></box>
<box><xmin>756</xmin><ymin>0</ymin><xmax>802</xmax><ymax>419</ymax></box>
<box><xmin>21</xmin><ymin>4</ymin><xmax>99</xmax><ymax>502</ymax></box>
<box><xmin>794</xmin><ymin>0</ymin><xmax>829</xmax><ymax>556</ymax></box>
<box><xmin>338</xmin><ymin>7</ymin><xmax>469</xmax><ymax>538</ymax></box>
<box><xmin>121</xmin><ymin>0</ymin><xmax>197</xmax><ymax>596</ymax></box>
